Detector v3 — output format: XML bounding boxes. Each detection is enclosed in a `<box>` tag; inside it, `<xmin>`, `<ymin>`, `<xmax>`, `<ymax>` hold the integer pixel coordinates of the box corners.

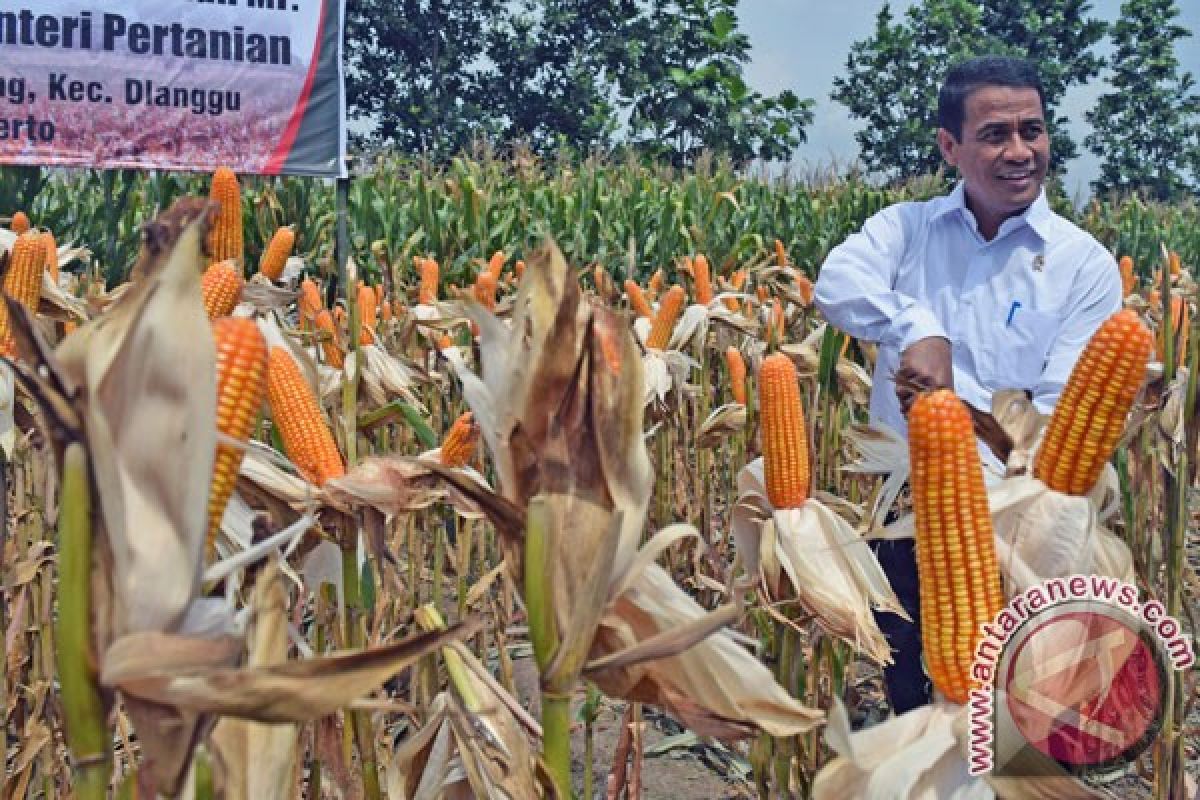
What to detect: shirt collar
<box><xmin>931</xmin><ymin>181</ymin><xmax>1054</xmax><ymax>241</ymax></box>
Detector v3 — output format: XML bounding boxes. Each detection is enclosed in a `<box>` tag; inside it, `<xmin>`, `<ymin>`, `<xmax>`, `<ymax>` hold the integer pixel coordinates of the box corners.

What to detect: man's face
<box><xmin>936</xmin><ymin>86</ymin><xmax>1049</xmax><ymax>231</ymax></box>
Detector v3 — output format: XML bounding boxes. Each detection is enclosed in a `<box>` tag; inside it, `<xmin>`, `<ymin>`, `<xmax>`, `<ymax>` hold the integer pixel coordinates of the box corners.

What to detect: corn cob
<box><xmin>1033</xmin><ymin>309</ymin><xmax>1153</xmax><ymax>496</ymax></box>
<box><xmin>774</xmin><ymin>238</ymin><xmax>788</xmax><ymax>267</ymax></box>
<box><xmin>756</xmin><ymin>285</ymin><xmax>770</xmax><ymax>305</ymax></box>
<box><xmin>514</xmin><ymin>259</ymin><xmax>526</xmax><ymax>280</ymax></box>
<box><xmin>419</xmin><ymin>257</ymin><xmax>439</xmax><ymax>305</ymax></box>
<box><xmin>692</xmin><ymin>254</ymin><xmax>713</xmax><ymax>305</ymax></box>
<box><xmin>377</xmin><ymin>284</ymin><xmax>392</xmax><ymax>322</ymax></box>
<box><xmin>41</xmin><ymin>231</ymin><xmax>58</xmax><ymax>284</ymax></box>
<box><xmin>298</xmin><ymin>277</ymin><xmax>323</xmax><ymax>329</ymax></box>
<box><xmin>645</xmin><ymin>284</ymin><xmax>685</xmax><ymax>350</ymax></box>
<box><xmin>0</xmin><ymin>232</ymin><xmax>45</xmax><ymax>356</ymax></box>
<box><xmin>437</xmin><ymin>333</ymin><xmax>453</xmax><ymax>351</ymax></box>
<box><xmin>625</xmin><ymin>279</ymin><xmax>653</xmax><ymax>319</ymax></box>
<box><xmin>725</xmin><ymin>346</ymin><xmax>747</xmax><ymax>405</ymax></box>
<box><xmin>1118</xmin><ymin>255</ymin><xmax>1136</xmax><ymax>297</ymax></box>
<box><xmin>266</xmin><ymin>346</ymin><xmax>344</xmax><ymax>485</ymax></box>
<box><xmin>207</xmin><ymin>318</ymin><xmax>268</xmax><ymax>552</ymax></box>
<box><xmin>9</xmin><ymin>211</ymin><xmax>29</xmax><ymax>234</ymax></box>
<box><xmin>314</xmin><ymin>309</ymin><xmax>345</xmax><ymax>368</ymax></box>
<box><xmin>202</xmin><ymin>259</ymin><xmax>245</xmax><ymax>319</ymax></box>
<box><xmin>439</xmin><ymin>411</ymin><xmax>480</xmax><ymax>468</ymax></box>
<box><xmin>769</xmin><ymin>298</ymin><xmax>786</xmax><ymax>343</ymax></box>
<box><xmin>474</xmin><ymin>272</ymin><xmax>498</xmax><ymax>311</ymax></box>
<box><xmin>647</xmin><ymin>268</ymin><xmax>664</xmax><ymax>300</ymax></box>
<box><xmin>1168</xmin><ymin>251</ymin><xmax>1181</xmax><ymax>278</ymax></box>
<box><xmin>357</xmin><ymin>281</ymin><xmax>378</xmax><ymax>345</ymax></box>
<box><xmin>908</xmin><ymin>389</ymin><xmax>1005</xmax><ymax>705</ymax></box>
<box><xmin>758</xmin><ymin>353</ymin><xmax>810</xmax><ymax>509</ymax></box>
<box><xmin>207</xmin><ymin>167</ymin><xmax>244</xmax><ymax>267</ymax></box>
<box><xmin>486</xmin><ymin>250</ymin><xmax>506</xmax><ymax>281</ymax></box>
<box><xmin>723</xmin><ymin>269</ymin><xmax>746</xmax><ymax>312</ymax></box>
<box><xmin>4</xmin><ymin>231</ymin><xmax>44</xmax><ymax>311</ymax></box>
<box><xmin>258</xmin><ymin>226</ymin><xmax>295</xmax><ymax>281</ymax></box>
<box><xmin>1157</xmin><ymin>295</ymin><xmax>1190</xmax><ymax>364</ymax></box>
<box><xmin>793</xmin><ymin>272</ymin><xmax>814</xmax><ymax>307</ymax></box>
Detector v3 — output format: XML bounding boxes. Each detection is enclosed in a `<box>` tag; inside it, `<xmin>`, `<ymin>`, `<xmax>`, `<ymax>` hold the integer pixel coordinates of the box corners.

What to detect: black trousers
<box><xmin>870</xmin><ymin>537</ymin><xmax>932</xmax><ymax>713</ymax></box>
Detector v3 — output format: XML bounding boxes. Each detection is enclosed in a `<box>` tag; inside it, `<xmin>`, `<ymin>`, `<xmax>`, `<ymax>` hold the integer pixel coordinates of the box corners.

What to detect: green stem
<box><xmin>56</xmin><ymin>443</ymin><xmax>110</xmax><ymax>800</ymax></box>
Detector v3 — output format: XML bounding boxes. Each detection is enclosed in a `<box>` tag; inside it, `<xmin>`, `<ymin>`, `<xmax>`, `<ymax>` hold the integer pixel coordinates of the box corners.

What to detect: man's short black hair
<box><xmin>938</xmin><ymin>56</ymin><xmax>1046</xmax><ymax>140</ymax></box>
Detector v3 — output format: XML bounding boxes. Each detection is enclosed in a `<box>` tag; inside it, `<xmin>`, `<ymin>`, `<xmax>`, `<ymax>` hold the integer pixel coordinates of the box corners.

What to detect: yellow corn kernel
<box><xmin>440</xmin><ymin>411</ymin><xmax>480</xmax><ymax>468</ymax></box>
<box><xmin>725</xmin><ymin>346</ymin><xmax>746</xmax><ymax>405</ymax></box>
<box><xmin>758</xmin><ymin>353</ymin><xmax>809</xmax><ymax>509</ymax></box>
<box><xmin>1034</xmin><ymin>309</ymin><xmax>1153</xmax><ymax>496</ymax></box>
<box><xmin>201</xmin><ymin>259</ymin><xmax>245</xmax><ymax>320</ymax></box>
<box><xmin>207</xmin><ymin>167</ymin><xmax>244</xmax><ymax>267</ymax></box>
<box><xmin>266</xmin><ymin>346</ymin><xmax>344</xmax><ymax>486</ymax></box>
<box><xmin>625</xmin><ymin>279</ymin><xmax>653</xmax><ymax>320</ymax></box>
<box><xmin>258</xmin><ymin>226</ymin><xmax>295</xmax><ymax>282</ymax></box>
<box><xmin>207</xmin><ymin>317</ymin><xmax>268</xmax><ymax>553</ymax></box>
<box><xmin>419</xmin><ymin>257</ymin><xmax>439</xmax><ymax>305</ymax></box>
<box><xmin>645</xmin><ymin>284</ymin><xmax>685</xmax><ymax>351</ymax></box>
<box><xmin>9</xmin><ymin>211</ymin><xmax>29</xmax><ymax>234</ymax></box>
<box><xmin>313</xmin><ymin>309</ymin><xmax>344</xmax><ymax>369</ymax></box>
<box><xmin>908</xmin><ymin>389</ymin><xmax>1004</xmax><ymax>704</ymax></box>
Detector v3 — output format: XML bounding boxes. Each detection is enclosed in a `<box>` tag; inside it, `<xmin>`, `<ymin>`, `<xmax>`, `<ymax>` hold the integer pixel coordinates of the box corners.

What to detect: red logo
<box><xmin>1001</xmin><ymin>607</ymin><xmax>1166</xmax><ymax>771</ymax></box>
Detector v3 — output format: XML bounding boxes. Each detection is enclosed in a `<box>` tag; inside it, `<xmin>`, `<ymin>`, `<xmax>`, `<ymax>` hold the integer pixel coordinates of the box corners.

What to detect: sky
<box><xmin>739</xmin><ymin>0</ymin><xmax>1200</xmax><ymax>200</ymax></box>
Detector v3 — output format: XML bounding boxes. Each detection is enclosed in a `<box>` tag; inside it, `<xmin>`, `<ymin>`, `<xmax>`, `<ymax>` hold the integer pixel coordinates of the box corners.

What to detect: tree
<box><xmin>979</xmin><ymin>0</ymin><xmax>1107</xmax><ymax>166</ymax></box>
<box><xmin>1085</xmin><ymin>0</ymin><xmax>1200</xmax><ymax>199</ymax></box>
<box><xmin>621</xmin><ymin>0</ymin><xmax>813</xmax><ymax>167</ymax></box>
<box><xmin>345</xmin><ymin>0</ymin><xmax>504</xmax><ymax>156</ymax></box>
<box><xmin>832</xmin><ymin>0</ymin><xmax>1107</xmax><ymax>180</ymax></box>
<box><xmin>831</xmin><ymin>0</ymin><xmax>986</xmax><ymax>181</ymax></box>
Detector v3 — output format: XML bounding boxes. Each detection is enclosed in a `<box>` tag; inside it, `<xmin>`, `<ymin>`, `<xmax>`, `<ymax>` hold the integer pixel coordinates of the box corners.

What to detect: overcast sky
<box><xmin>739</xmin><ymin>0</ymin><xmax>1200</xmax><ymax>199</ymax></box>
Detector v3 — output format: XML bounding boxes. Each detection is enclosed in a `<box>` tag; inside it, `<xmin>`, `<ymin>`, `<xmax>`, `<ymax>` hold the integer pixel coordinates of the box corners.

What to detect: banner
<box><xmin>0</xmin><ymin>1</ymin><xmax>346</xmax><ymax>177</ymax></box>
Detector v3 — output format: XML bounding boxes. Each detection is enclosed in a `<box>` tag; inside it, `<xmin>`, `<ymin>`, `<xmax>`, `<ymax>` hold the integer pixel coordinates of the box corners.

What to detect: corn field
<box><xmin>0</xmin><ymin>155</ymin><xmax>1196</xmax><ymax>800</ymax></box>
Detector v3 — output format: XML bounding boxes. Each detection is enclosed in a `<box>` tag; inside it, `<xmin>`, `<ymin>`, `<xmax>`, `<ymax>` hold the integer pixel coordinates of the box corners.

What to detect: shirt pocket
<box><xmin>979</xmin><ymin>308</ymin><xmax>1059</xmax><ymax>390</ymax></box>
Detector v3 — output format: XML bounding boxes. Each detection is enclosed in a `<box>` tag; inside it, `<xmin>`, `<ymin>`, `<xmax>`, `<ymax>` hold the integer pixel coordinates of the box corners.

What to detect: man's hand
<box><xmin>896</xmin><ymin>336</ymin><xmax>953</xmax><ymax>413</ymax></box>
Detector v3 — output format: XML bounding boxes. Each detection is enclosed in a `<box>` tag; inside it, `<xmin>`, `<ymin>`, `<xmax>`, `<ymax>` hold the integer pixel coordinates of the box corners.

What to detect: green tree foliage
<box><xmin>1085</xmin><ymin>0</ymin><xmax>1200</xmax><ymax>200</ymax></box>
<box><xmin>621</xmin><ymin>0</ymin><xmax>814</xmax><ymax>167</ymax></box>
<box><xmin>832</xmin><ymin>0</ymin><xmax>1107</xmax><ymax>180</ymax></box>
<box><xmin>344</xmin><ymin>0</ymin><xmax>811</xmax><ymax>166</ymax></box>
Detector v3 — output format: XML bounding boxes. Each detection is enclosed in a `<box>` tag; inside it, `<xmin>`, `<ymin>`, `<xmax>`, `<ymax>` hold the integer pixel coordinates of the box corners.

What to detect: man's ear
<box><xmin>936</xmin><ymin>128</ymin><xmax>959</xmax><ymax>167</ymax></box>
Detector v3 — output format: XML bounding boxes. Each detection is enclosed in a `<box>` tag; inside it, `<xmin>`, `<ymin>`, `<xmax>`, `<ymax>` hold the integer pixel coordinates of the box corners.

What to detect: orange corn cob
<box><xmin>474</xmin><ymin>272</ymin><xmax>498</xmax><ymax>311</ymax></box>
<box><xmin>774</xmin><ymin>238</ymin><xmax>788</xmax><ymax>267</ymax></box>
<box><xmin>625</xmin><ymin>279</ymin><xmax>653</xmax><ymax>319</ymax></box>
<box><xmin>1167</xmin><ymin>251</ymin><xmax>1181</xmax><ymax>278</ymax></box>
<box><xmin>723</xmin><ymin>269</ymin><xmax>746</xmax><ymax>312</ymax></box>
<box><xmin>758</xmin><ymin>353</ymin><xmax>809</xmax><ymax>509</ymax></box>
<box><xmin>419</xmin><ymin>257</ymin><xmax>439</xmax><ymax>305</ymax></box>
<box><xmin>208</xmin><ymin>167</ymin><xmax>244</xmax><ymax>267</ymax></box>
<box><xmin>1118</xmin><ymin>256</ymin><xmax>1136</xmax><ymax>297</ymax></box>
<box><xmin>647</xmin><ymin>268</ymin><xmax>664</xmax><ymax>299</ymax></box>
<box><xmin>41</xmin><ymin>231</ymin><xmax>58</xmax><ymax>284</ymax></box>
<box><xmin>725</xmin><ymin>347</ymin><xmax>747</xmax><ymax>405</ymax></box>
<box><xmin>486</xmin><ymin>250</ymin><xmax>506</xmax><ymax>281</ymax></box>
<box><xmin>0</xmin><ymin>232</ymin><xmax>45</xmax><ymax>356</ymax></box>
<box><xmin>692</xmin><ymin>254</ymin><xmax>713</xmax><ymax>305</ymax></box>
<box><xmin>357</xmin><ymin>281</ymin><xmax>378</xmax><ymax>345</ymax></box>
<box><xmin>439</xmin><ymin>411</ymin><xmax>480</xmax><ymax>468</ymax></box>
<box><xmin>908</xmin><ymin>389</ymin><xmax>1005</xmax><ymax>705</ymax></box>
<box><xmin>514</xmin><ymin>259</ymin><xmax>526</xmax><ymax>280</ymax></box>
<box><xmin>313</xmin><ymin>309</ymin><xmax>344</xmax><ymax>368</ymax></box>
<box><xmin>207</xmin><ymin>318</ymin><xmax>268</xmax><ymax>551</ymax></box>
<box><xmin>794</xmin><ymin>273</ymin><xmax>814</xmax><ymax>307</ymax></box>
<box><xmin>9</xmin><ymin>211</ymin><xmax>29</xmax><ymax>234</ymax></box>
<box><xmin>436</xmin><ymin>333</ymin><xmax>453</xmax><ymax>351</ymax></box>
<box><xmin>298</xmin><ymin>277</ymin><xmax>323</xmax><ymax>328</ymax></box>
<box><xmin>4</xmin><ymin>231</ymin><xmax>44</xmax><ymax>311</ymax></box>
<box><xmin>266</xmin><ymin>346</ymin><xmax>344</xmax><ymax>485</ymax></box>
<box><xmin>645</xmin><ymin>284</ymin><xmax>685</xmax><ymax>350</ymax></box>
<box><xmin>202</xmin><ymin>259</ymin><xmax>245</xmax><ymax>319</ymax></box>
<box><xmin>769</xmin><ymin>298</ymin><xmax>786</xmax><ymax>343</ymax></box>
<box><xmin>756</xmin><ymin>285</ymin><xmax>770</xmax><ymax>305</ymax></box>
<box><xmin>258</xmin><ymin>226</ymin><xmax>295</xmax><ymax>281</ymax></box>
<box><xmin>1033</xmin><ymin>310</ymin><xmax>1154</xmax><ymax>496</ymax></box>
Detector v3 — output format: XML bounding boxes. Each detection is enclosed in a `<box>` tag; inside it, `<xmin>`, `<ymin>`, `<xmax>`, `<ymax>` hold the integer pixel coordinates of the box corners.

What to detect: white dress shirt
<box><xmin>814</xmin><ymin>183</ymin><xmax>1122</xmax><ymax>463</ymax></box>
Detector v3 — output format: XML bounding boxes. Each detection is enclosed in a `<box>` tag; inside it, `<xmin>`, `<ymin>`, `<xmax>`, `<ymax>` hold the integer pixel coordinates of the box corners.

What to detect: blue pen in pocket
<box><xmin>1006</xmin><ymin>300</ymin><xmax>1021</xmax><ymax>327</ymax></box>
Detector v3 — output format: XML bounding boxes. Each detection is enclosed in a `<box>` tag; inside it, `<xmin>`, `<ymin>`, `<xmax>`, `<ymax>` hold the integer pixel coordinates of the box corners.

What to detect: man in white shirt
<box><xmin>814</xmin><ymin>56</ymin><xmax>1122</xmax><ymax>713</ymax></box>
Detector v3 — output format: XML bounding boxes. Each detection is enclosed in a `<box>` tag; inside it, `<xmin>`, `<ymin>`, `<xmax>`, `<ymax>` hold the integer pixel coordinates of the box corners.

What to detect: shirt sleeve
<box><xmin>813</xmin><ymin>204</ymin><xmax>948</xmax><ymax>351</ymax></box>
<box><xmin>1032</xmin><ymin>244</ymin><xmax>1123</xmax><ymax>412</ymax></box>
